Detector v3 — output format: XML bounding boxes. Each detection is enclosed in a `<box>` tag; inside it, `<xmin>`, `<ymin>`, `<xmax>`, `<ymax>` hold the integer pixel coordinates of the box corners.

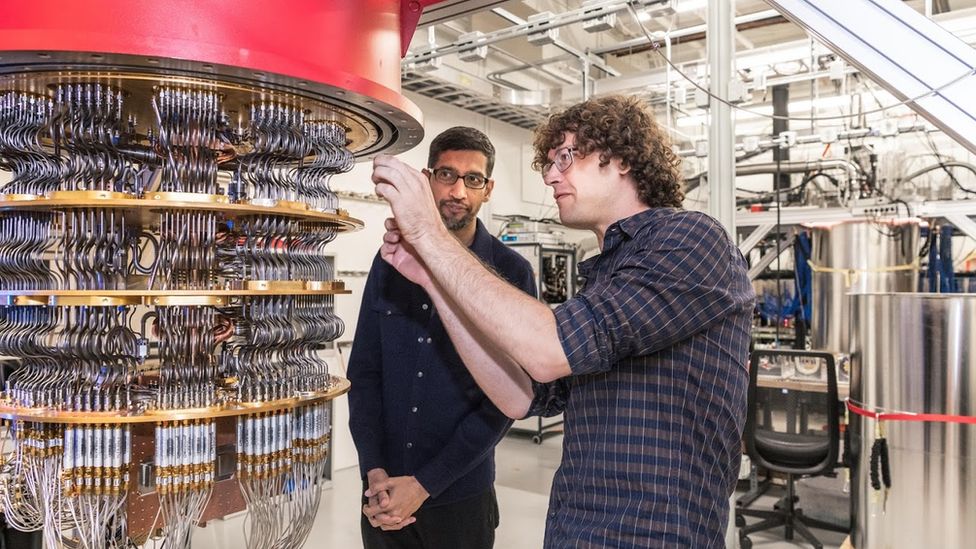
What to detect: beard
<box><xmin>439</xmin><ymin>199</ymin><xmax>475</xmax><ymax>231</ymax></box>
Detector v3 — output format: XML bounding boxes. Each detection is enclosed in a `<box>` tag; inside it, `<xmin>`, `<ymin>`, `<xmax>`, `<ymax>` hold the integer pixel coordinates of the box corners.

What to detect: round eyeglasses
<box><xmin>427</xmin><ymin>167</ymin><xmax>489</xmax><ymax>189</ymax></box>
<box><xmin>542</xmin><ymin>146</ymin><xmax>579</xmax><ymax>174</ymax></box>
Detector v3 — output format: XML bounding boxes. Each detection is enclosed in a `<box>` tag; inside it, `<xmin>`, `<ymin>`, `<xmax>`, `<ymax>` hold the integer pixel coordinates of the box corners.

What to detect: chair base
<box><xmin>736</xmin><ymin>495</ymin><xmax>848</xmax><ymax>549</ymax></box>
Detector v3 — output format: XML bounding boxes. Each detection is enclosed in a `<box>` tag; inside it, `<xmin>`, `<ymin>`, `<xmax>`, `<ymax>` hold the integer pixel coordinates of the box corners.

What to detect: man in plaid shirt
<box><xmin>368</xmin><ymin>96</ymin><xmax>755</xmax><ymax>548</ymax></box>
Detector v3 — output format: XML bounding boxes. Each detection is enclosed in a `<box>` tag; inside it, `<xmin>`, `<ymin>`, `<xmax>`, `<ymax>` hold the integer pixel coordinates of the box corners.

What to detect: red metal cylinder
<box><xmin>0</xmin><ymin>0</ymin><xmax>423</xmax><ymax>155</ymax></box>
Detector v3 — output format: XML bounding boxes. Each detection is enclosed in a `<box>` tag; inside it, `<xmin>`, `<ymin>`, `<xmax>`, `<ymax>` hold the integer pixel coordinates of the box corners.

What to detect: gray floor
<box><xmin>195</xmin><ymin>434</ymin><xmax>849</xmax><ymax>548</ymax></box>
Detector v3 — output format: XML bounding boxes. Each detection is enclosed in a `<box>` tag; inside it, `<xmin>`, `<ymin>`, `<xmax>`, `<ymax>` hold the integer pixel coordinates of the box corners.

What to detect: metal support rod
<box><xmin>592</xmin><ymin>9</ymin><xmax>780</xmax><ymax>56</ymax></box>
<box><xmin>772</xmin><ymin>85</ymin><xmax>791</xmax><ymax>191</ymax></box>
<box><xmin>490</xmin><ymin>7</ymin><xmax>620</xmax><ymax>77</ymax></box>
<box><xmin>747</xmin><ymin>234</ymin><xmax>796</xmax><ymax>280</ymax></box>
<box><xmin>739</xmin><ymin>223</ymin><xmax>776</xmax><ymax>255</ymax></box>
<box><xmin>943</xmin><ymin>213</ymin><xmax>976</xmax><ymax>243</ymax></box>
<box><xmin>581</xmin><ymin>55</ymin><xmax>591</xmax><ymax>101</ymax></box>
<box><xmin>676</xmin><ymin>123</ymin><xmax>933</xmax><ymax>158</ymax></box>
<box><xmin>708</xmin><ymin>0</ymin><xmax>736</xmax><ymax>235</ymax></box>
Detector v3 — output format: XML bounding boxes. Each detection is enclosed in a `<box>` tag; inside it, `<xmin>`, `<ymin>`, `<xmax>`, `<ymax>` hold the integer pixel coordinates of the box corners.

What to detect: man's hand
<box><xmin>362</xmin><ymin>475</ymin><xmax>430</xmax><ymax>531</ymax></box>
<box><xmin>371</xmin><ymin>155</ymin><xmax>446</xmax><ymax>246</ymax></box>
<box><xmin>363</xmin><ymin>468</ymin><xmax>398</xmax><ymax>528</ymax></box>
<box><xmin>380</xmin><ymin>218</ymin><xmax>433</xmax><ymax>288</ymax></box>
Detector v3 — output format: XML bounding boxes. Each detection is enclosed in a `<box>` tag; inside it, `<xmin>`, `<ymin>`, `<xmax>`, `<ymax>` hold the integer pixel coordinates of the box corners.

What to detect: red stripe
<box><xmin>847</xmin><ymin>399</ymin><xmax>976</xmax><ymax>425</ymax></box>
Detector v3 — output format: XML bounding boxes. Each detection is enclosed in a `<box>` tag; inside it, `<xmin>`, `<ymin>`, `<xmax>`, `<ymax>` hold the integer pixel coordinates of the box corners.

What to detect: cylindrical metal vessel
<box><xmin>850</xmin><ymin>293</ymin><xmax>976</xmax><ymax>548</ymax></box>
<box><xmin>807</xmin><ymin>219</ymin><xmax>920</xmax><ymax>352</ymax></box>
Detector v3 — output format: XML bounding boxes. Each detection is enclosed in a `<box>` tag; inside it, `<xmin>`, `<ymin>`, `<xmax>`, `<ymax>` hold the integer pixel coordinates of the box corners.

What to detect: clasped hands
<box><xmin>363</xmin><ymin>468</ymin><xmax>430</xmax><ymax>531</ymax></box>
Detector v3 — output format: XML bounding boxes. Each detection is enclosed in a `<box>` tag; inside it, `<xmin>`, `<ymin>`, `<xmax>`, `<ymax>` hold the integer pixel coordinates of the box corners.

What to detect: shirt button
<box><xmin>386</xmin><ymin>310</ymin><xmax>392</xmax><ymax>316</ymax></box>
<box><xmin>406</xmin><ymin>442</ymin><xmax>413</xmax><ymax>449</ymax></box>
<box><xmin>417</xmin><ymin>337</ymin><xmax>423</xmax><ymax>343</ymax></box>
<box><xmin>417</xmin><ymin>371</ymin><xmax>424</xmax><ymax>378</ymax></box>
<box><xmin>426</xmin><ymin>337</ymin><xmax>432</xmax><ymax>344</ymax></box>
<box><xmin>411</xmin><ymin>407</ymin><xmax>418</xmax><ymax>413</ymax></box>
<box><xmin>422</xmin><ymin>303</ymin><xmax>429</xmax><ymax>310</ymax></box>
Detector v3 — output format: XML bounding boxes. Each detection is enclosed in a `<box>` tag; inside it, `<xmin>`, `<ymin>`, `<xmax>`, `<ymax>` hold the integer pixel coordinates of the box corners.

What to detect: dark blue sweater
<box><xmin>347</xmin><ymin>219</ymin><xmax>536</xmax><ymax>506</ymax></box>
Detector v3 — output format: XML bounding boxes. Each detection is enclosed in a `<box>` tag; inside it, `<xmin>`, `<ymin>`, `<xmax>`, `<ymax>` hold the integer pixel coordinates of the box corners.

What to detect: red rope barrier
<box><xmin>847</xmin><ymin>399</ymin><xmax>976</xmax><ymax>425</ymax></box>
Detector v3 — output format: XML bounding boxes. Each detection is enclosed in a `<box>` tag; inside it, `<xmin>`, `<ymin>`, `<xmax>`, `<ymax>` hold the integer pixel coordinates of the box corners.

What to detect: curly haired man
<box><xmin>368</xmin><ymin>96</ymin><xmax>755</xmax><ymax>548</ymax></box>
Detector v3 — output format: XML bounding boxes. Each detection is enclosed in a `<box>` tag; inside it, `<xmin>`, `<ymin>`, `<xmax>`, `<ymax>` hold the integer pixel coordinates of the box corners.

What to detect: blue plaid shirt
<box><xmin>528</xmin><ymin>208</ymin><xmax>754</xmax><ymax>548</ymax></box>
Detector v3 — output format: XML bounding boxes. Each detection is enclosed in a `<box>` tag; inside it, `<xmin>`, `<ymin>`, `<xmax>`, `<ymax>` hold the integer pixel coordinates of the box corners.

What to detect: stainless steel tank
<box><xmin>850</xmin><ymin>293</ymin><xmax>976</xmax><ymax>548</ymax></box>
<box><xmin>807</xmin><ymin>219</ymin><xmax>920</xmax><ymax>352</ymax></box>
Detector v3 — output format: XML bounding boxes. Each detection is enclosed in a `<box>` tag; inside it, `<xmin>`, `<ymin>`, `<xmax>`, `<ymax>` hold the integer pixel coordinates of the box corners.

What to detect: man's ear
<box><xmin>617</xmin><ymin>158</ymin><xmax>632</xmax><ymax>176</ymax></box>
<box><xmin>484</xmin><ymin>179</ymin><xmax>494</xmax><ymax>201</ymax></box>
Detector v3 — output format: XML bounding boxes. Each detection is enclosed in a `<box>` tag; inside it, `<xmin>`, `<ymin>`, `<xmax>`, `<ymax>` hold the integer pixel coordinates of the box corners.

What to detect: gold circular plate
<box><xmin>0</xmin><ymin>287</ymin><xmax>352</xmax><ymax>304</ymax></box>
<box><xmin>0</xmin><ymin>377</ymin><xmax>350</xmax><ymax>424</ymax></box>
<box><xmin>0</xmin><ymin>194</ymin><xmax>365</xmax><ymax>232</ymax></box>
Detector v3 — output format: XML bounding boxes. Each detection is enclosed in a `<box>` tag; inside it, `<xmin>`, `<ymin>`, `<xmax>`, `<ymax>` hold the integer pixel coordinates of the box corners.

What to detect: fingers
<box><xmin>363</xmin><ymin>483</ymin><xmax>390</xmax><ymax>508</ymax></box>
<box><xmin>371</xmin><ymin>162</ymin><xmax>409</xmax><ymax>193</ymax></box>
<box><xmin>368</xmin><ymin>479</ymin><xmax>395</xmax><ymax>494</ymax></box>
<box><xmin>383</xmin><ymin>230</ymin><xmax>401</xmax><ymax>245</ymax></box>
<box><xmin>372</xmin><ymin>157</ymin><xmax>427</xmax><ymax>201</ymax></box>
<box><xmin>370</xmin><ymin>161</ymin><xmax>402</xmax><ymax>184</ymax></box>
<box><xmin>365</xmin><ymin>488</ymin><xmax>392</xmax><ymax>509</ymax></box>
<box><xmin>373</xmin><ymin>154</ymin><xmax>411</xmax><ymax>174</ymax></box>
<box><xmin>374</xmin><ymin>181</ymin><xmax>396</xmax><ymax>202</ymax></box>
<box><xmin>380</xmin><ymin>517</ymin><xmax>417</xmax><ymax>531</ymax></box>
<box><xmin>364</xmin><ymin>508</ymin><xmax>402</xmax><ymax>528</ymax></box>
<box><xmin>372</xmin><ymin>154</ymin><xmax>400</xmax><ymax>169</ymax></box>
<box><xmin>384</xmin><ymin>217</ymin><xmax>399</xmax><ymax>231</ymax></box>
<box><xmin>380</xmin><ymin>242</ymin><xmax>397</xmax><ymax>264</ymax></box>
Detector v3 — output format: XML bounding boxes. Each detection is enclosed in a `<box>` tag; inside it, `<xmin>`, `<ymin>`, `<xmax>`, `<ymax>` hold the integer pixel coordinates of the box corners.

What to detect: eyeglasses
<box><xmin>542</xmin><ymin>146</ymin><xmax>579</xmax><ymax>174</ymax></box>
<box><xmin>427</xmin><ymin>167</ymin><xmax>490</xmax><ymax>189</ymax></box>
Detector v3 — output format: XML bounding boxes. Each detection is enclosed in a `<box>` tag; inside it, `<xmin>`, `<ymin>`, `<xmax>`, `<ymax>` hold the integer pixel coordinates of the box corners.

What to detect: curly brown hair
<box><xmin>532</xmin><ymin>95</ymin><xmax>684</xmax><ymax>208</ymax></box>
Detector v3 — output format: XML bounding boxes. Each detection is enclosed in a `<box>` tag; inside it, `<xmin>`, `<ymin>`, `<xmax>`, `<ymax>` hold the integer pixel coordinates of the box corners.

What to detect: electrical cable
<box><xmin>908</xmin><ymin>134</ymin><xmax>976</xmax><ymax>195</ymax></box>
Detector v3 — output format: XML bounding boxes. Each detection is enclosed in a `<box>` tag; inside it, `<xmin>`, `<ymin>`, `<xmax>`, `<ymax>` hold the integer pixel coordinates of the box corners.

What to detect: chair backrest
<box><xmin>744</xmin><ymin>349</ymin><xmax>840</xmax><ymax>476</ymax></box>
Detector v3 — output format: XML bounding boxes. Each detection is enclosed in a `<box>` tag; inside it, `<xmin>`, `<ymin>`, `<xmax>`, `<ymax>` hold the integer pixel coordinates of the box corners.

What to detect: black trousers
<box><xmin>360</xmin><ymin>485</ymin><xmax>499</xmax><ymax>549</ymax></box>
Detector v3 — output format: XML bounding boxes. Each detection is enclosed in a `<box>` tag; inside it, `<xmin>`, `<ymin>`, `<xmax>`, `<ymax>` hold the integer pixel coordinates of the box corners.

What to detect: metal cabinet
<box><xmin>505</xmin><ymin>242</ymin><xmax>577</xmax><ymax>444</ymax></box>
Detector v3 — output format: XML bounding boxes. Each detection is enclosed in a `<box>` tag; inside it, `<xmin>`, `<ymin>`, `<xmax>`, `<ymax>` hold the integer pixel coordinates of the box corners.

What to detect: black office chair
<box><xmin>736</xmin><ymin>349</ymin><xmax>846</xmax><ymax>549</ymax></box>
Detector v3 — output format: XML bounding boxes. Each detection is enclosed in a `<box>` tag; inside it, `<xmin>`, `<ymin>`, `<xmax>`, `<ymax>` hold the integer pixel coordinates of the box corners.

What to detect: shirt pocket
<box><xmin>369</xmin><ymin>297</ymin><xmax>420</xmax><ymax>379</ymax></box>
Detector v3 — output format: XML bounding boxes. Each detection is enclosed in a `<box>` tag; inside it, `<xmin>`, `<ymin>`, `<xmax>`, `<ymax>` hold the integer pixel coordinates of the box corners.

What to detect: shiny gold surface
<box><xmin>0</xmin><ymin>287</ymin><xmax>352</xmax><ymax>305</ymax></box>
<box><xmin>146</xmin><ymin>295</ymin><xmax>228</xmax><ymax>306</ymax></box>
<box><xmin>47</xmin><ymin>295</ymin><xmax>143</xmax><ymax>307</ymax></box>
<box><xmin>239</xmin><ymin>280</ymin><xmax>345</xmax><ymax>291</ymax></box>
<box><xmin>147</xmin><ymin>191</ymin><xmax>230</xmax><ymax>204</ymax></box>
<box><xmin>0</xmin><ymin>194</ymin><xmax>365</xmax><ymax>231</ymax></box>
<box><xmin>0</xmin><ymin>377</ymin><xmax>350</xmax><ymax>424</ymax></box>
<box><xmin>47</xmin><ymin>190</ymin><xmax>134</xmax><ymax>201</ymax></box>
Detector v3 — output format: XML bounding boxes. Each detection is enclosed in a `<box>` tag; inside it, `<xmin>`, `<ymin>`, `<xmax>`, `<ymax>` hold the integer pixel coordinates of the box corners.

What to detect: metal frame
<box><xmin>503</xmin><ymin>241</ymin><xmax>576</xmax><ymax>444</ymax></box>
<box><xmin>764</xmin><ymin>0</ymin><xmax>976</xmax><ymax>155</ymax></box>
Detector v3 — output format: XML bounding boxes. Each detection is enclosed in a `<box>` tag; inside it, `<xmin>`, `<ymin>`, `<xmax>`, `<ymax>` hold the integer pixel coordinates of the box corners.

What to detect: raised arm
<box><xmin>377</xmin><ymin>209</ymin><xmax>572</xmax><ymax>389</ymax></box>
